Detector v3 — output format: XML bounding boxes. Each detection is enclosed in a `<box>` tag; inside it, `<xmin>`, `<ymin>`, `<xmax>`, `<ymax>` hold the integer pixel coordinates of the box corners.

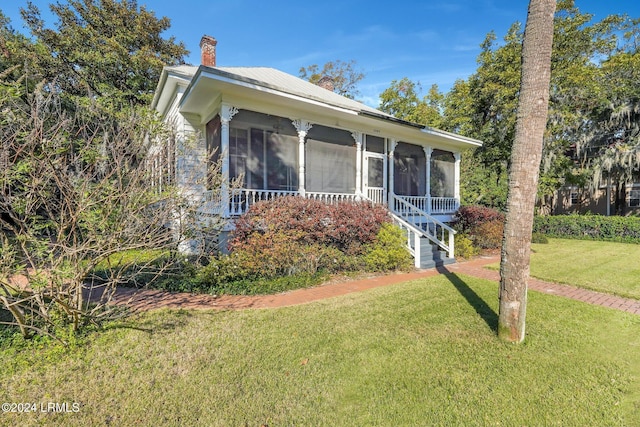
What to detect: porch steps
<box><xmin>419</xmin><ymin>239</ymin><xmax>456</xmax><ymax>269</ymax></box>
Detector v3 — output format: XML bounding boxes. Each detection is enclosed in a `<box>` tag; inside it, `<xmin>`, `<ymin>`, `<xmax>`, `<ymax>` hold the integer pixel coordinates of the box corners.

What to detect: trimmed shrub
<box><xmin>454</xmin><ymin>233</ymin><xmax>479</xmax><ymax>259</ymax></box>
<box><xmin>194</xmin><ymin>197</ymin><xmax>400</xmax><ymax>294</ymax></box>
<box><xmin>452</xmin><ymin>205</ymin><xmax>505</xmax><ymax>234</ymax></box>
<box><xmin>533</xmin><ymin>214</ymin><xmax>640</xmax><ymax>243</ymax></box>
<box><xmin>453</xmin><ymin>205</ymin><xmax>505</xmax><ymax>250</ymax></box>
<box><xmin>531</xmin><ymin>232</ymin><xmax>549</xmax><ymax>244</ymax></box>
<box><xmin>472</xmin><ymin>219</ymin><xmax>504</xmax><ymax>249</ymax></box>
<box><xmin>363</xmin><ymin>223</ymin><xmax>413</xmax><ymax>271</ymax></box>
<box><xmin>231</xmin><ymin>196</ymin><xmax>391</xmax><ymax>255</ymax></box>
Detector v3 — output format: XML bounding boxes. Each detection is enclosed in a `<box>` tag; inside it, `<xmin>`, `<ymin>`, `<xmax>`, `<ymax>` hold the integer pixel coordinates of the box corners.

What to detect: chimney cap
<box><xmin>200</xmin><ymin>35</ymin><xmax>217</xmax><ymax>48</ymax></box>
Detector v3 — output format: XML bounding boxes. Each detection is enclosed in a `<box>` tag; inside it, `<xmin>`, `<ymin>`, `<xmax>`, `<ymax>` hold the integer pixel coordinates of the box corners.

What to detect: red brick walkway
<box><xmin>446</xmin><ymin>256</ymin><xmax>640</xmax><ymax>315</ymax></box>
<box><xmin>109</xmin><ymin>255</ymin><xmax>640</xmax><ymax>315</ymax></box>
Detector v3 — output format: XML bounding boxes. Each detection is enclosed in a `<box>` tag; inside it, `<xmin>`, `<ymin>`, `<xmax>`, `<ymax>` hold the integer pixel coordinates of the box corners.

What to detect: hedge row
<box><xmin>533</xmin><ymin>214</ymin><xmax>640</xmax><ymax>243</ymax></box>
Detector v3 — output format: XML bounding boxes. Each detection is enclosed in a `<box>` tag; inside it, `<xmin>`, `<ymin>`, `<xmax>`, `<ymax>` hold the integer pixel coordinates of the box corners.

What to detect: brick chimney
<box><xmin>200</xmin><ymin>35</ymin><xmax>217</xmax><ymax>67</ymax></box>
<box><xmin>317</xmin><ymin>76</ymin><xmax>335</xmax><ymax>92</ymax></box>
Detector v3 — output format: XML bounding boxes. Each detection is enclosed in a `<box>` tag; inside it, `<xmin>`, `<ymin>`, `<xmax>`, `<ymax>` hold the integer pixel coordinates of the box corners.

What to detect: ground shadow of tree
<box><xmin>437</xmin><ymin>269</ymin><xmax>498</xmax><ymax>333</ymax></box>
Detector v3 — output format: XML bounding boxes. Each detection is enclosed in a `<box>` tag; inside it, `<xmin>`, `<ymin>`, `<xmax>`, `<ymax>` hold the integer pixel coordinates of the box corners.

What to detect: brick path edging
<box><xmin>446</xmin><ymin>256</ymin><xmax>640</xmax><ymax>315</ymax></box>
<box><xmin>108</xmin><ymin>255</ymin><xmax>640</xmax><ymax>315</ymax></box>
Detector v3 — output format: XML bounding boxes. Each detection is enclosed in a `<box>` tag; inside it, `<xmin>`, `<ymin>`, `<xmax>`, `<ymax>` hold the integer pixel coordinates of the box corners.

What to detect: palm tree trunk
<box><xmin>498</xmin><ymin>0</ymin><xmax>557</xmax><ymax>343</ymax></box>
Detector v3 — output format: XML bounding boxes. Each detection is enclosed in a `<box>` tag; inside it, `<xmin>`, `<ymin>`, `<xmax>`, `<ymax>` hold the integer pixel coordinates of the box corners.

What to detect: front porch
<box><xmin>201</xmin><ymin>107</ymin><xmax>462</xmax><ymax>222</ymax></box>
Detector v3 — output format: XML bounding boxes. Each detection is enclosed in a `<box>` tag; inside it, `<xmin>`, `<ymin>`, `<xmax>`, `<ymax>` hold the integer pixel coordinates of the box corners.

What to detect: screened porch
<box><xmin>202</xmin><ymin>107</ymin><xmax>460</xmax><ymax>218</ymax></box>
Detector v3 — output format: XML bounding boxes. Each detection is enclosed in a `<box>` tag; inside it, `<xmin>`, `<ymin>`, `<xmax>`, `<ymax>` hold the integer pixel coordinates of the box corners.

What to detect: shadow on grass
<box><xmin>437</xmin><ymin>267</ymin><xmax>498</xmax><ymax>333</ymax></box>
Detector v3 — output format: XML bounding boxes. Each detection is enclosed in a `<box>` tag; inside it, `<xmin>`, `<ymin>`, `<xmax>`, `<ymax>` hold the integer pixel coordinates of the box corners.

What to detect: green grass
<box><xmin>488</xmin><ymin>238</ymin><xmax>640</xmax><ymax>299</ymax></box>
<box><xmin>1</xmin><ymin>274</ymin><xmax>638</xmax><ymax>426</ymax></box>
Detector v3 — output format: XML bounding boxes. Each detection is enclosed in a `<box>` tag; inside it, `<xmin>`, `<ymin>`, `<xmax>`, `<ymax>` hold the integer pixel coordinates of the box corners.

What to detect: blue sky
<box><xmin>3</xmin><ymin>1</ymin><xmax>639</xmax><ymax>107</ymax></box>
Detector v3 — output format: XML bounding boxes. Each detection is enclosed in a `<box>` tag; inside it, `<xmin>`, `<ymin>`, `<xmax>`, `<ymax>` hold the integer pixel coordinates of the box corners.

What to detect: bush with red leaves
<box><xmin>452</xmin><ymin>205</ymin><xmax>505</xmax><ymax>250</ymax></box>
<box><xmin>230</xmin><ymin>196</ymin><xmax>390</xmax><ymax>255</ymax></box>
<box><xmin>452</xmin><ymin>205</ymin><xmax>505</xmax><ymax>234</ymax></box>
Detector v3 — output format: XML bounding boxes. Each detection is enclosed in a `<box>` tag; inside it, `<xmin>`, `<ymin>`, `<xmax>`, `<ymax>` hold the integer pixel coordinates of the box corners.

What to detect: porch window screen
<box><xmin>306</xmin><ymin>126</ymin><xmax>356</xmax><ymax>193</ymax></box>
<box><xmin>206</xmin><ymin>116</ymin><xmax>221</xmax><ymax>189</ymax></box>
<box><xmin>229</xmin><ymin>127</ymin><xmax>248</xmax><ymax>187</ymax></box>
<box><xmin>365</xmin><ymin>135</ymin><xmax>385</xmax><ymax>154</ymax></box>
<box><xmin>228</xmin><ymin>111</ymin><xmax>298</xmax><ymax>191</ymax></box>
<box><xmin>266</xmin><ymin>133</ymin><xmax>298</xmax><ymax>191</ymax></box>
<box><xmin>394</xmin><ymin>142</ymin><xmax>425</xmax><ymax>196</ymax></box>
<box><xmin>228</xmin><ymin>127</ymin><xmax>298</xmax><ymax>191</ymax></box>
<box><xmin>248</xmin><ymin>128</ymin><xmax>266</xmax><ymax>189</ymax></box>
<box><xmin>431</xmin><ymin>150</ymin><xmax>454</xmax><ymax>197</ymax></box>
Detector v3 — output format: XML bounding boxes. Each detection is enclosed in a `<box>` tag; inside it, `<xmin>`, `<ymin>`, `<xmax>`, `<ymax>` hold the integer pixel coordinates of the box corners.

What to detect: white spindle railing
<box><xmin>229</xmin><ymin>189</ymin><xmax>297</xmax><ymax>216</ymax></box>
<box><xmin>390</xmin><ymin>214</ymin><xmax>423</xmax><ymax>268</ymax></box>
<box><xmin>394</xmin><ymin>195</ymin><xmax>459</xmax><ymax>214</ymax></box>
<box><xmin>391</xmin><ymin>194</ymin><xmax>455</xmax><ymax>259</ymax></box>
<box><xmin>366</xmin><ymin>188</ymin><xmax>385</xmax><ymax>205</ymax></box>
<box><xmin>203</xmin><ymin>189</ymin><xmax>364</xmax><ymax>216</ymax></box>
<box><xmin>397</xmin><ymin>195</ymin><xmax>429</xmax><ymax>213</ymax></box>
<box><xmin>431</xmin><ymin>197</ymin><xmax>460</xmax><ymax>214</ymax></box>
<box><xmin>305</xmin><ymin>191</ymin><xmax>359</xmax><ymax>204</ymax></box>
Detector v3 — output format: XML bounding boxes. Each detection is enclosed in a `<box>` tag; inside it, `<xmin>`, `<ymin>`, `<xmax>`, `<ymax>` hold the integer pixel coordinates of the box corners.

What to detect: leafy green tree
<box><xmin>379</xmin><ymin>78</ymin><xmax>445</xmax><ymax>127</ymax></box>
<box><xmin>19</xmin><ymin>0</ymin><xmax>188</xmax><ymax>107</ymax></box>
<box><xmin>299</xmin><ymin>59</ymin><xmax>364</xmax><ymax>99</ymax></box>
<box><xmin>575</xmin><ymin>19</ymin><xmax>640</xmax><ymax>213</ymax></box>
<box><xmin>439</xmin><ymin>0</ymin><xmax>631</xmax><ymax>211</ymax></box>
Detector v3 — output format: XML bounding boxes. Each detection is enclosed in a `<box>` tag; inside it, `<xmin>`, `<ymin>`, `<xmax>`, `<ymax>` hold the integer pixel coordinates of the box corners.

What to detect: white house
<box><xmin>151</xmin><ymin>35</ymin><xmax>482</xmax><ymax>268</ymax></box>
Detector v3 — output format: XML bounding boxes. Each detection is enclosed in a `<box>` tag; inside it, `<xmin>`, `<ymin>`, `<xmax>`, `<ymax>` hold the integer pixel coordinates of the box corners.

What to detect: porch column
<box><xmin>454</xmin><ymin>152</ymin><xmax>461</xmax><ymax>204</ymax></box>
<box><xmin>423</xmin><ymin>146</ymin><xmax>433</xmax><ymax>214</ymax></box>
<box><xmin>220</xmin><ymin>103</ymin><xmax>238</xmax><ymax>218</ymax></box>
<box><xmin>388</xmin><ymin>139</ymin><xmax>397</xmax><ymax>210</ymax></box>
<box><xmin>352</xmin><ymin>131</ymin><xmax>363</xmax><ymax>199</ymax></box>
<box><xmin>292</xmin><ymin>119</ymin><xmax>312</xmax><ymax>197</ymax></box>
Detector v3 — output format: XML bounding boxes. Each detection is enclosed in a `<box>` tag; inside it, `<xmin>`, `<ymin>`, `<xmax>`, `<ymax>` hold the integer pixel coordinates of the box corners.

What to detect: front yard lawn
<box><xmin>486</xmin><ymin>238</ymin><xmax>640</xmax><ymax>299</ymax></box>
<box><xmin>529</xmin><ymin>238</ymin><xmax>640</xmax><ymax>299</ymax></box>
<box><xmin>1</xmin><ymin>274</ymin><xmax>638</xmax><ymax>426</ymax></box>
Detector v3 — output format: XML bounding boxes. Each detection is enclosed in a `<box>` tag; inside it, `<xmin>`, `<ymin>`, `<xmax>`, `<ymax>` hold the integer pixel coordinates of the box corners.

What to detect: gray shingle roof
<box><xmin>166</xmin><ymin>64</ymin><xmax>392</xmax><ymax>118</ymax></box>
<box><xmin>215</xmin><ymin>66</ymin><xmax>391</xmax><ymax>117</ymax></box>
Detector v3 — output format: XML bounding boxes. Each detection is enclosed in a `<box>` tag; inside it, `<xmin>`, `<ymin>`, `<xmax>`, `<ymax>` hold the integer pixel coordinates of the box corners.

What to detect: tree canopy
<box><xmin>7</xmin><ymin>0</ymin><xmax>188</xmax><ymax>107</ymax></box>
<box><xmin>377</xmin><ymin>0</ymin><xmax>640</xmax><ymax>211</ymax></box>
<box><xmin>299</xmin><ymin>59</ymin><xmax>364</xmax><ymax>100</ymax></box>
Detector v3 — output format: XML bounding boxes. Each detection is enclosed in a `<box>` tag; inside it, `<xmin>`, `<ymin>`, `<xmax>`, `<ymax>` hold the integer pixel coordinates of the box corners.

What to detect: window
<box><xmin>630</xmin><ymin>189</ymin><xmax>640</xmax><ymax>208</ymax></box>
<box><xmin>365</xmin><ymin>135</ymin><xmax>385</xmax><ymax>154</ymax></box>
<box><xmin>570</xmin><ymin>191</ymin><xmax>579</xmax><ymax>206</ymax></box>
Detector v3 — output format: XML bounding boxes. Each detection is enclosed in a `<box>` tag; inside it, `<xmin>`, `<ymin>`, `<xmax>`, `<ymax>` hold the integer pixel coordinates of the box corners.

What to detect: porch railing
<box><xmin>366</xmin><ymin>188</ymin><xmax>385</xmax><ymax>205</ymax></box>
<box><xmin>229</xmin><ymin>189</ymin><xmax>297</xmax><ymax>216</ymax></box>
<box><xmin>390</xmin><ymin>194</ymin><xmax>455</xmax><ymax>259</ymax></box>
<box><xmin>203</xmin><ymin>189</ymin><xmax>362</xmax><ymax>216</ymax></box>
<box><xmin>394</xmin><ymin>195</ymin><xmax>459</xmax><ymax>214</ymax></box>
<box><xmin>306</xmin><ymin>191</ymin><xmax>360</xmax><ymax>204</ymax></box>
<box><xmin>390</xmin><ymin>214</ymin><xmax>425</xmax><ymax>269</ymax></box>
